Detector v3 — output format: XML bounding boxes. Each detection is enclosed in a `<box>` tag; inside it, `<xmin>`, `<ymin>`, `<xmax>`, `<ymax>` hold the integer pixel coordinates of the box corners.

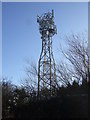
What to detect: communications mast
<box><xmin>37</xmin><ymin>10</ymin><xmax>57</xmax><ymax>97</ymax></box>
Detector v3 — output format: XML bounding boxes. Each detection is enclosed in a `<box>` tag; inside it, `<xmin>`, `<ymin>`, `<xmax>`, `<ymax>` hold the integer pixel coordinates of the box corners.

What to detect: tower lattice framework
<box><xmin>37</xmin><ymin>10</ymin><xmax>57</xmax><ymax>97</ymax></box>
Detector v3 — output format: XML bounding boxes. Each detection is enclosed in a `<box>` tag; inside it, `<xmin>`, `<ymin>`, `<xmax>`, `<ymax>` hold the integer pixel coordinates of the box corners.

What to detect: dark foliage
<box><xmin>2</xmin><ymin>80</ymin><xmax>88</xmax><ymax>120</ymax></box>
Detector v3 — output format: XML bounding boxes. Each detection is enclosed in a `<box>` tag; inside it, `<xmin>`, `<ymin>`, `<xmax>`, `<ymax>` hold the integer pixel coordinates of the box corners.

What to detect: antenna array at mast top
<box><xmin>37</xmin><ymin>9</ymin><xmax>57</xmax><ymax>37</ymax></box>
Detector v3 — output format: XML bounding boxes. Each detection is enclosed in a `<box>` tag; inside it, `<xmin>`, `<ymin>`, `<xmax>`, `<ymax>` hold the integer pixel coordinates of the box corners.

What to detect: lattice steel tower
<box><xmin>37</xmin><ymin>10</ymin><xmax>57</xmax><ymax>97</ymax></box>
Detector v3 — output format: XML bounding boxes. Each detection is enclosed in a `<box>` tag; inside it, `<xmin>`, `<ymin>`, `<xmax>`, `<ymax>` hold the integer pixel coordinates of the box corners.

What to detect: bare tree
<box><xmin>57</xmin><ymin>32</ymin><xmax>89</xmax><ymax>86</ymax></box>
<box><xmin>20</xmin><ymin>59</ymin><xmax>39</xmax><ymax>97</ymax></box>
<box><xmin>56</xmin><ymin>61</ymin><xmax>73</xmax><ymax>87</ymax></box>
